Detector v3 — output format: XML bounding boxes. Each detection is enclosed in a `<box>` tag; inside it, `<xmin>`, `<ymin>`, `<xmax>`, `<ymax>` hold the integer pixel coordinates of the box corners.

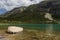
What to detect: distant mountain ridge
<box><xmin>0</xmin><ymin>6</ymin><xmax>26</xmax><ymax>17</ymax></box>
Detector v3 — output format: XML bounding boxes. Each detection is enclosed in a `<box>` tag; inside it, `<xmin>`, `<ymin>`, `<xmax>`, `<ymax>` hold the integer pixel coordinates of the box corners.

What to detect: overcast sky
<box><xmin>0</xmin><ymin>0</ymin><xmax>44</xmax><ymax>11</ymax></box>
<box><xmin>0</xmin><ymin>0</ymin><xmax>58</xmax><ymax>14</ymax></box>
<box><xmin>0</xmin><ymin>0</ymin><xmax>44</xmax><ymax>14</ymax></box>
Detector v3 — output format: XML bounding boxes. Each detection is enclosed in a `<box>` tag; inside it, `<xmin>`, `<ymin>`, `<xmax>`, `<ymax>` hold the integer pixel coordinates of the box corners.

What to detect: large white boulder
<box><xmin>7</xmin><ymin>26</ymin><xmax>23</xmax><ymax>33</ymax></box>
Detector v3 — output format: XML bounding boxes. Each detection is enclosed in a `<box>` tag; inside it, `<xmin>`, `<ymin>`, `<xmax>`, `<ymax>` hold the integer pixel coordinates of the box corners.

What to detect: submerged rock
<box><xmin>7</xmin><ymin>26</ymin><xmax>23</xmax><ymax>34</ymax></box>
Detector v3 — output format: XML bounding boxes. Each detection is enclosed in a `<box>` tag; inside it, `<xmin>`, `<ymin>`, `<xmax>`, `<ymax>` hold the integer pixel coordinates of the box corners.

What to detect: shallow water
<box><xmin>18</xmin><ymin>24</ymin><xmax>60</xmax><ymax>35</ymax></box>
<box><xmin>0</xmin><ymin>24</ymin><xmax>60</xmax><ymax>35</ymax></box>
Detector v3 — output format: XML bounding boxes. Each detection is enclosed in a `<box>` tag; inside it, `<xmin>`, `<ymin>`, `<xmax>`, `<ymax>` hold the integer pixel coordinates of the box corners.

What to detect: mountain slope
<box><xmin>0</xmin><ymin>1</ymin><xmax>59</xmax><ymax>24</ymax></box>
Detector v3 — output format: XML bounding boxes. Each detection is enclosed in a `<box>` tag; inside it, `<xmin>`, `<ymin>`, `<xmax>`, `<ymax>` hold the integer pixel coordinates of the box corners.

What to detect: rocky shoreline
<box><xmin>0</xmin><ymin>29</ymin><xmax>60</xmax><ymax>40</ymax></box>
<box><xmin>23</xmin><ymin>29</ymin><xmax>60</xmax><ymax>40</ymax></box>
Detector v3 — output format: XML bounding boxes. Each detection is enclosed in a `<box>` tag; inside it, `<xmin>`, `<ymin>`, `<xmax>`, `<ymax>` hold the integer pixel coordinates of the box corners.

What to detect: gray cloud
<box><xmin>44</xmin><ymin>0</ymin><xmax>59</xmax><ymax>1</ymax></box>
<box><xmin>0</xmin><ymin>0</ymin><xmax>44</xmax><ymax>11</ymax></box>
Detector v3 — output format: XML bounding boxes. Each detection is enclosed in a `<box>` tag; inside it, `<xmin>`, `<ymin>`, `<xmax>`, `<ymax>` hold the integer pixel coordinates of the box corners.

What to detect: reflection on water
<box><xmin>17</xmin><ymin>24</ymin><xmax>60</xmax><ymax>35</ymax></box>
<box><xmin>46</xmin><ymin>24</ymin><xmax>53</xmax><ymax>36</ymax></box>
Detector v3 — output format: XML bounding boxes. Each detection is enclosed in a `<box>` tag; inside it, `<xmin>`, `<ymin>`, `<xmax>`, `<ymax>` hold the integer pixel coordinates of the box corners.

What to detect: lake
<box><xmin>0</xmin><ymin>24</ymin><xmax>60</xmax><ymax>34</ymax></box>
<box><xmin>18</xmin><ymin>24</ymin><xmax>60</xmax><ymax>34</ymax></box>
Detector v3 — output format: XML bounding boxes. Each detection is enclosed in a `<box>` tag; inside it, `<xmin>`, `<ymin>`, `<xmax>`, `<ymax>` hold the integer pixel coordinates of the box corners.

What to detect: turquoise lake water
<box><xmin>0</xmin><ymin>24</ymin><xmax>60</xmax><ymax>34</ymax></box>
<box><xmin>17</xmin><ymin>24</ymin><xmax>60</xmax><ymax>34</ymax></box>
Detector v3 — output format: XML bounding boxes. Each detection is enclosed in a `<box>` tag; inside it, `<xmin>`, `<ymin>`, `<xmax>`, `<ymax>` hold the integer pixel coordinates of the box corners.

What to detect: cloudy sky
<box><xmin>0</xmin><ymin>0</ymin><xmax>44</xmax><ymax>14</ymax></box>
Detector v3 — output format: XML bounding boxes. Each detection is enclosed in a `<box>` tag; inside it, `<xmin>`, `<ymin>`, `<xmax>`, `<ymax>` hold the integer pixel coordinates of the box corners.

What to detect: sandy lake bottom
<box><xmin>0</xmin><ymin>29</ymin><xmax>60</xmax><ymax>40</ymax></box>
